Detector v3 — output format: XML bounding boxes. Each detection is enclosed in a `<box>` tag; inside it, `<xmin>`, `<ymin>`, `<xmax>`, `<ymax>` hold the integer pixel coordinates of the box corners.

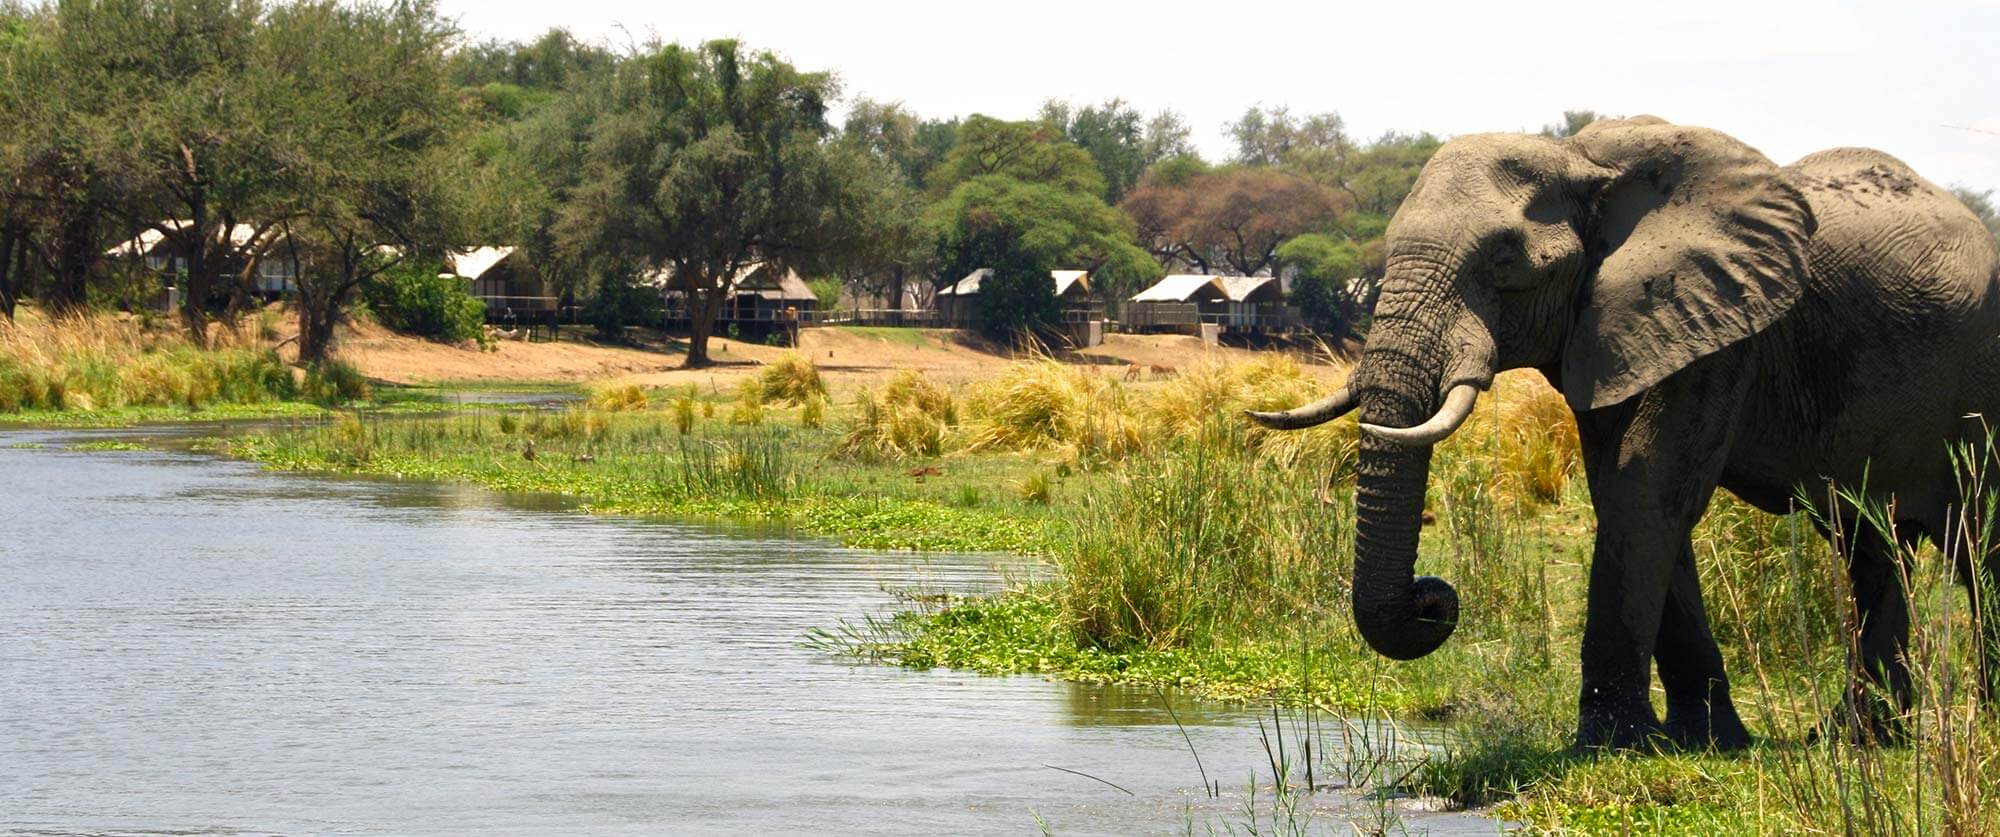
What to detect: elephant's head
<box><xmin>1253</xmin><ymin>117</ymin><xmax>1815</xmax><ymax>661</ymax></box>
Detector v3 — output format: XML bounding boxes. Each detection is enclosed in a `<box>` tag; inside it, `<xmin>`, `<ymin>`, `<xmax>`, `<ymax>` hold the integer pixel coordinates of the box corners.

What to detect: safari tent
<box><xmin>933</xmin><ymin>268</ymin><xmax>1094</xmax><ymax>327</ymax></box>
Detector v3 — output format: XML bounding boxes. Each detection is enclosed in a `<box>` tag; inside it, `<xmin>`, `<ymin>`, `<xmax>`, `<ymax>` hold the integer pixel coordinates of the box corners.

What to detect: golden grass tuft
<box><xmin>758</xmin><ymin>352</ymin><xmax>826</xmax><ymax>405</ymax></box>
<box><xmin>587</xmin><ymin>382</ymin><xmax>650</xmax><ymax>412</ymax></box>
<box><xmin>834</xmin><ymin>369</ymin><xmax>955</xmax><ymax>461</ymax></box>
<box><xmin>961</xmin><ymin>358</ymin><xmax>1140</xmax><ymax>466</ymax></box>
<box><xmin>1143</xmin><ymin>354</ymin><xmax>1359</xmax><ymax>472</ymax></box>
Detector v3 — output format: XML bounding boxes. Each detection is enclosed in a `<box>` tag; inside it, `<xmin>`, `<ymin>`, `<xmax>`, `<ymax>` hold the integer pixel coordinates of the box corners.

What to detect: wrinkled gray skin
<box><xmin>1251</xmin><ymin>116</ymin><xmax>2000</xmax><ymax>751</ymax></box>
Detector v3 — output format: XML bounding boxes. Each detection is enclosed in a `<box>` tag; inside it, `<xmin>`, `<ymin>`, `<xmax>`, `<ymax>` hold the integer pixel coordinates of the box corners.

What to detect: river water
<box><xmin>0</xmin><ymin>426</ymin><xmax>1495</xmax><ymax>835</ymax></box>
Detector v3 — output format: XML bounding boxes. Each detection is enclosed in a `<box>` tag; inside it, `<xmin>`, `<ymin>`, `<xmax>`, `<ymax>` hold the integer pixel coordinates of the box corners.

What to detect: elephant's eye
<box><xmin>1489</xmin><ymin>230</ymin><xmax>1525</xmax><ymax>268</ymax></box>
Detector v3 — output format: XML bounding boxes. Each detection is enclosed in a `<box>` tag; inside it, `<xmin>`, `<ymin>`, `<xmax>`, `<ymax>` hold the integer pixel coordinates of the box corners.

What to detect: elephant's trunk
<box><xmin>1349</xmin><ymin>337</ymin><xmax>1461</xmax><ymax>660</ymax></box>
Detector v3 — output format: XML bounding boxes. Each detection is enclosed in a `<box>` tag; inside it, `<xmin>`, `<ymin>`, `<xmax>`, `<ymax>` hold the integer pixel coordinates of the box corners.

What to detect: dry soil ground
<box><xmin>321</xmin><ymin>319</ymin><xmax>1340</xmax><ymax>395</ymax></box>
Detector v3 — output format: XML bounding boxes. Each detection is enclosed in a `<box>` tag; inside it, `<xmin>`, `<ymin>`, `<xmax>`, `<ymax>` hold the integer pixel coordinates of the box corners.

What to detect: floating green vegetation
<box><xmin>68</xmin><ymin>440</ymin><xmax>151</xmax><ymax>452</ymax></box>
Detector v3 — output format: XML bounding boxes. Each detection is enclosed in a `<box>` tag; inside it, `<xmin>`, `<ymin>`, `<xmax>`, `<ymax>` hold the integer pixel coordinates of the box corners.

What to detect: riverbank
<box><xmin>223</xmin><ymin>353</ymin><xmax>1999</xmax><ymax>834</ymax></box>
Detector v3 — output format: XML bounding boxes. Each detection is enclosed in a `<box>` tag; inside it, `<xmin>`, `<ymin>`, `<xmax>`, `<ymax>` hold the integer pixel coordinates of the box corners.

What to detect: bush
<box><xmin>301</xmin><ymin>360</ymin><xmax>372</xmax><ymax>405</ymax></box>
<box><xmin>361</xmin><ymin>261</ymin><xmax>487</xmax><ymax>344</ymax></box>
<box><xmin>974</xmin><ymin>264</ymin><xmax>1061</xmax><ymax>342</ymax></box>
<box><xmin>729</xmin><ymin>378</ymin><xmax>765</xmax><ymax>425</ymax></box>
<box><xmin>585</xmin><ymin>271</ymin><xmax>657</xmax><ymax>339</ymax></box>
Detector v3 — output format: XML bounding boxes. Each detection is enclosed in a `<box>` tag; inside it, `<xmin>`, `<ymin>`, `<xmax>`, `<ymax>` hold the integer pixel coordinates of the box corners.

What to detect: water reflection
<box><xmin>0</xmin><ymin>427</ymin><xmax>1493</xmax><ymax>835</ymax></box>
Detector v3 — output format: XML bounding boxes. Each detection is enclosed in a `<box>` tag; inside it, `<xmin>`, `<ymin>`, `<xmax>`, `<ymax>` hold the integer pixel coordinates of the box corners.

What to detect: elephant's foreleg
<box><xmin>1573</xmin><ymin>349</ymin><xmax>1748</xmax><ymax>751</ymax></box>
<box><xmin>1655</xmin><ymin>549</ymin><xmax>1751</xmax><ymax>750</ymax></box>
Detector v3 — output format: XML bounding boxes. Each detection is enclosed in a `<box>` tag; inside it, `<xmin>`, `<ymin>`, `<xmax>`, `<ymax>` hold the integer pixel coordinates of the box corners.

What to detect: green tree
<box><xmin>1229</xmin><ymin>106</ymin><xmax>1348</xmax><ymax>167</ymax></box>
<box><xmin>930</xmin><ymin>174</ymin><xmax>1158</xmax><ymax>332</ymax></box>
<box><xmin>816</xmin><ymin>138</ymin><xmax>930</xmax><ymax>311</ymax></box>
<box><xmin>58</xmin><ymin>0</ymin><xmax>319</xmax><ymax>343</ymax></box>
<box><xmin>553</xmin><ymin>39</ymin><xmax>855</xmax><ymax>367</ymax></box>
<box><xmin>930</xmin><ymin>115</ymin><xmax>1104</xmax><ymax>197</ymax></box>
<box><xmin>1120</xmin><ymin>166</ymin><xmax>1346</xmax><ymax>276</ymax></box>
<box><xmin>1540</xmin><ymin>109</ymin><xmax>1606</xmax><ymax>139</ymax></box>
<box><xmin>1276</xmin><ymin>232</ymin><xmax>1370</xmax><ymax>338</ymax></box>
<box><xmin>275</xmin><ymin>0</ymin><xmax>464</xmax><ymax>362</ymax></box>
<box><xmin>1039</xmin><ymin>98</ymin><xmax>1193</xmax><ymax>203</ymax></box>
<box><xmin>843</xmin><ymin>98</ymin><xmax>957</xmax><ymax>191</ymax></box>
<box><xmin>0</xmin><ymin>2</ymin><xmax>134</xmax><ymax>316</ymax></box>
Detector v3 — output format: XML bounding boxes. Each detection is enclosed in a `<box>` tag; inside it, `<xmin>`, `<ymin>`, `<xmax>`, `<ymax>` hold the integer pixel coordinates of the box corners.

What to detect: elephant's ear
<box><xmin>1559</xmin><ymin>119</ymin><xmax>1815</xmax><ymax>411</ymax></box>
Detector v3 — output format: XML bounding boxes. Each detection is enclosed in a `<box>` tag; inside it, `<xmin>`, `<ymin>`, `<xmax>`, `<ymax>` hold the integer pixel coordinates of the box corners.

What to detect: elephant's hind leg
<box><xmin>1656</xmin><ymin>549</ymin><xmax>1751</xmax><ymax>751</ymax></box>
<box><xmin>1830</xmin><ymin>520</ymin><xmax>1917</xmax><ymax>744</ymax></box>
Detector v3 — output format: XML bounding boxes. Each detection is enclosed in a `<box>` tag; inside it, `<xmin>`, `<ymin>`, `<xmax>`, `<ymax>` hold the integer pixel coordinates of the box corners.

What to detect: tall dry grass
<box><xmin>758</xmin><ymin>352</ymin><xmax>826</xmax><ymax>405</ymax></box>
<box><xmin>0</xmin><ymin>312</ymin><xmax>311</xmax><ymax>411</ymax></box>
<box><xmin>960</xmin><ymin>358</ymin><xmax>1142</xmax><ymax>466</ymax></box>
<box><xmin>834</xmin><ymin>369</ymin><xmax>956</xmax><ymax>462</ymax></box>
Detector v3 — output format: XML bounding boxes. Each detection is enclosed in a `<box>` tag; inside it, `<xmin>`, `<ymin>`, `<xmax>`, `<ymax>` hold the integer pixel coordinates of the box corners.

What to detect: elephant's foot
<box><xmin>1662</xmin><ymin>702</ymin><xmax>1753</xmax><ymax>752</ymax></box>
<box><xmin>1573</xmin><ymin>705</ymin><xmax>1669</xmax><ymax>753</ymax></box>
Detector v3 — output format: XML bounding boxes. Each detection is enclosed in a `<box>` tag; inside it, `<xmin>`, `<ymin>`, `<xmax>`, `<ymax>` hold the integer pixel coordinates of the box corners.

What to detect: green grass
<box><xmin>833</xmin><ymin>325</ymin><xmax>934</xmax><ymax>349</ymax></box>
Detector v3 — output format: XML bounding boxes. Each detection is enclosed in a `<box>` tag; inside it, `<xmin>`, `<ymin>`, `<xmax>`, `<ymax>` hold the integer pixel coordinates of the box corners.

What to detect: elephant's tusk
<box><xmin>1244</xmin><ymin>386</ymin><xmax>1357</xmax><ymax>430</ymax></box>
<box><xmin>1361</xmin><ymin>383</ymin><xmax>1481</xmax><ymax>447</ymax></box>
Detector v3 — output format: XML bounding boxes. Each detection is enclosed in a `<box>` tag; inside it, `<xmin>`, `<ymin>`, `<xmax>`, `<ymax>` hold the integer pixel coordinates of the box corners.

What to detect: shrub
<box><xmin>361</xmin><ymin>261</ymin><xmax>487</xmax><ymax>344</ymax></box>
<box><xmin>672</xmin><ymin>386</ymin><xmax>697</xmax><ymax>435</ymax></box>
<box><xmin>585</xmin><ymin>271</ymin><xmax>656</xmax><ymax>339</ymax></box>
<box><xmin>301</xmin><ymin>360</ymin><xmax>372</xmax><ymax>405</ymax></box>
<box><xmin>800</xmin><ymin>392</ymin><xmax>827</xmax><ymax>428</ymax></box>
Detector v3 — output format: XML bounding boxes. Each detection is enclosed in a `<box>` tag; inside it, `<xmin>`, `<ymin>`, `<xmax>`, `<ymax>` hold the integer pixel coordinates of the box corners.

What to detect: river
<box><xmin>0</xmin><ymin>425</ymin><xmax>1496</xmax><ymax>835</ymax></box>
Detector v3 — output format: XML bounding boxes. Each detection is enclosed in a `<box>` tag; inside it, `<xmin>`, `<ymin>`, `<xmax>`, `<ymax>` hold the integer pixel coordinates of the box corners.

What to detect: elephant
<box><xmin>1248</xmin><ymin>116</ymin><xmax>2000</xmax><ymax>751</ymax></box>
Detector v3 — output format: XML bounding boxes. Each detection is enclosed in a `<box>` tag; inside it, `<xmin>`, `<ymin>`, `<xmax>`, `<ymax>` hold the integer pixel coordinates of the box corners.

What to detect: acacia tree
<box><xmin>62</xmin><ymin>0</ymin><xmax>310</xmax><ymax>344</ymax></box>
<box><xmin>928</xmin><ymin>116</ymin><xmax>1158</xmax><ymax>314</ymax></box>
<box><xmin>0</xmin><ymin>2</ymin><xmax>134</xmax><ymax>316</ymax></box>
<box><xmin>273</xmin><ymin>0</ymin><xmax>462</xmax><ymax>363</ymax></box>
<box><xmin>1120</xmin><ymin>167</ymin><xmax>1346</xmax><ymax>276</ymax></box>
<box><xmin>1039</xmin><ymin>98</ymin><xmax>1192</xmax><ymax>204</ymax></box>
<box><xmin>557</xmin><ymin>39</ymin><xmax>852</xmax><ymax>367</ymax></box>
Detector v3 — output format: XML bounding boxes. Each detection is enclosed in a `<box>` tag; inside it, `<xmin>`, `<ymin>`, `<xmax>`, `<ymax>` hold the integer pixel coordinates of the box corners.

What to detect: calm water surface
<box><xmin>0</xmin><ymin>427</ymin><xmax>1495</xmax><ymax>835</ymax></box>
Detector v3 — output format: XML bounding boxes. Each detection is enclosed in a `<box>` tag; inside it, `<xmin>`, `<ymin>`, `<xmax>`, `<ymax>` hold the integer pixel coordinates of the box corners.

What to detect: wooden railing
<box><xmin>476</xmin><ymin>295</ymin><xmax>559</xmax><ymax>314</ymax></box>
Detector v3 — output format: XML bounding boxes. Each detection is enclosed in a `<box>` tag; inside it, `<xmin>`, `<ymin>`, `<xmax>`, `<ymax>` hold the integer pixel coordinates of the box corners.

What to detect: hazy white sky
<box><xmin>440</xmin><ymin>0</ymin><xmax>2000</xmax><ymax>193</ymax></box>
